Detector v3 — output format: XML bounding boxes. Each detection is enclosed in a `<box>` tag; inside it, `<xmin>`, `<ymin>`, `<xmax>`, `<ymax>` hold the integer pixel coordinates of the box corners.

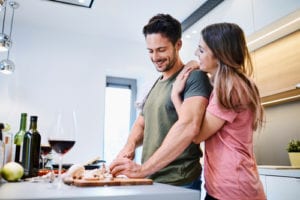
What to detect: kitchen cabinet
<box><xmin>259</xmin><ymin>166</ymin><xmax>300</xmax><ymax>200</ymax></box>
<box><xmin>262</xmin><ymin>176</ymin><xmax>300</xmax><ymax>200</ymax></box>
<box><xmin>251</xmin><ymin>30</ymin><xmax>300</xmax><ymax>106</ymax></box>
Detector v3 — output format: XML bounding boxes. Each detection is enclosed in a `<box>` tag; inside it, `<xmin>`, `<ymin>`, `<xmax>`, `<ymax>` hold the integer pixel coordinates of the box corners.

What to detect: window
<box><xmin>104</xmin><ymin>76</ymin><xmax>137</xmax><ymax>164</ymax></box>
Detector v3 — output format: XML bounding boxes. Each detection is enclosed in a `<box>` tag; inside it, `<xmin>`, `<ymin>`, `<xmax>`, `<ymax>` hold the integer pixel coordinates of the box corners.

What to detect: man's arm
<box><xmin>140</xmin><ymin>96</ymin><xmax>208</xmax><ymax>176</ymax></box>
<box><xmin>115</xmin><ymin>115</ymin><xmax>145</xmax><ymax>160</ymax></box>
<box><xmin>110</xmin><ymin>96</ymin><xmax>208</xmax><ymax>178</ymax></box>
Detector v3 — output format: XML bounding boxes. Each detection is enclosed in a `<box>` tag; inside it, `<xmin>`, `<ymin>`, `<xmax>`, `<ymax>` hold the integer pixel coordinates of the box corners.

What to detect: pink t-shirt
<box><xmin>204</xmin><ymin>93</ymin><xmax>266</xmax><ymax>200</ymax></box>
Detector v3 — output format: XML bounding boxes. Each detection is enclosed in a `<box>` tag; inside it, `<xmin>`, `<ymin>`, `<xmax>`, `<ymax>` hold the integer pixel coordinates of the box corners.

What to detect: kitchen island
<box><xmin>0</xmin><ymin>181</ymin><xmax>200</xmax><ymax>200</ymax></box>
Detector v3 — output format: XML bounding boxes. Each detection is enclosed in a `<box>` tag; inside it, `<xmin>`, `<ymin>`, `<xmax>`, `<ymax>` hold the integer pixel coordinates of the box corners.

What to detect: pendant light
<box><xmin>0</xmin><ymin>1</ymin><xmax>18</xmax><ymax>75</ymax></box>
<box><xmin>0</xmin><ymin>0</ymin><xmax>10</xmax><ymax>52</ymax></box>
<box><xmin>0</xmin><ymin>0</ymin><xmax>5</xmax><ymax>12</ymax></box>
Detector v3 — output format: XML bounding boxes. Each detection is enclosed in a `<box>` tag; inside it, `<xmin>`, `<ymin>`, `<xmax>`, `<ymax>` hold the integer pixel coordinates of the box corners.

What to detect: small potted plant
<box><xmin>286</xmin><ymin>139</ymin><xmax>300</xmax><ymax>166</ymax></box>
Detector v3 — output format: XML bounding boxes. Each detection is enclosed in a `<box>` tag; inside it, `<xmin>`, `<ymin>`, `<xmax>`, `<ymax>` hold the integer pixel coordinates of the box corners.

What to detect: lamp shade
<box><xmin>0</xmin><ymin>59</ymin><xmax>14</xmax><ymax>74</ymax></box>
<box><xmin>0</xmin><ymin>0</ymin><xmax>5</xmax><ymax>10</ymax></box>
<box><xmin>0</xmin><ymin>33</ymin><xmax>11</xmax><ymax>51</ymax></box>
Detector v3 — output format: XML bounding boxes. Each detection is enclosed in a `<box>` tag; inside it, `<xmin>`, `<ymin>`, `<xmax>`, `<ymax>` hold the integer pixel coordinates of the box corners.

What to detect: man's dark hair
<box><xmin>142</xmin><ymin>13</ymin><xmax>182</xmax><ymax>45</ymax></box>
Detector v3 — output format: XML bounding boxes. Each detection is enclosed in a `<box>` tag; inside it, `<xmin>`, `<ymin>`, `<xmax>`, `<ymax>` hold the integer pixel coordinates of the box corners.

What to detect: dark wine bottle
<box><xmin>0</xmin><ymin>123</ymin><xmax>3</xmax><ymax>141</ymax></box>
<box><xmin>14</xmin><ymin>113</ymin><xmax>27</xmax><ymax>164</ymax></box>
<box><xmin>0</xmin><ymin>123</ymin><xmax>5</xmax><ymax>168</ymax></box>
<box><xmin>22</xmin><ymin>116</ymin><xmax>41</xmax><ymax>178</ymax></box>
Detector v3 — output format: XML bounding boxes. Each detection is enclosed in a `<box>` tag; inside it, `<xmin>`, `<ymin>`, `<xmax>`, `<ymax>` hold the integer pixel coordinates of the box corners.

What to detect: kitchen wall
<box><xmin>0</xmin><ymin>0</ymin><xmax>299</xmax><ymax>164</ymax></box>
<box><xmin>0</xmin><ymin>24</ymin><xmax>158</xmax><ymax>163</ymax></box>
<box><xmin>254</xmin><ymin>100</ymin><xmax>300</xmax><ymax>165</ymax></box>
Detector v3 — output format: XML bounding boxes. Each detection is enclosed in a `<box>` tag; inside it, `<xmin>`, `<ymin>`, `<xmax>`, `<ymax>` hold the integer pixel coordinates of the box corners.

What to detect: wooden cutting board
<box><xmin>73</xmin><ymin>178</ymin><xmax>153</xmax><ymax>187</ymax></box>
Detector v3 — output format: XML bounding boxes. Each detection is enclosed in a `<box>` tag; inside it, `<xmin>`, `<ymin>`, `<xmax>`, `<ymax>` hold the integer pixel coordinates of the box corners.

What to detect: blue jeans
<box><xmin>181</xmin><ymin>176</ymin><xmax>202</xmax><ymax>191</ymax></box>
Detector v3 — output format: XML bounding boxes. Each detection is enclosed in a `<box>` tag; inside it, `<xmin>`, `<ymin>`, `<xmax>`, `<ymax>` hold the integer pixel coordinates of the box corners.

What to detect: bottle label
<box><xmin>3</xmin><ymin>133</ymin><xmax>13</xmax><ymax>164</ymax></box>
<box><xmin>14</xmin><ymin>145</ymin><xmax>23</xmax><ymax>163</ymax></box>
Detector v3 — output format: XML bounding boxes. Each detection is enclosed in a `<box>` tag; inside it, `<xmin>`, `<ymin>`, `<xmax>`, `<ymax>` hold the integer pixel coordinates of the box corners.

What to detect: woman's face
<box><xmin>195</xmin><ymin>36</ymin><xmax>219</xmax><ymax>75</ymax></box>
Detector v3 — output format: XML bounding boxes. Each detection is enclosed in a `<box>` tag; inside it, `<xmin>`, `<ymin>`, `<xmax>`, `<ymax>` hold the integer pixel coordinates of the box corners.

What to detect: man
<box><xmin>109</xmin><ymin>14</ymin><xmax>212</xmax><ymax>190</ymax></box>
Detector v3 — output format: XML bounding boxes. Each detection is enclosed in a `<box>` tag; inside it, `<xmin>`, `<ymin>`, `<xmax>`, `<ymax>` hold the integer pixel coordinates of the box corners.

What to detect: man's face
<box><xmin>145</xmin><ymin>33</ymin><xmax>179</xmax><ymax>72</ymax></box>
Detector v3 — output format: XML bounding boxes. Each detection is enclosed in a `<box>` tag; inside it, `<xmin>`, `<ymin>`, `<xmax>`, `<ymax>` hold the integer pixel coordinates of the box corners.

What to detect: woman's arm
<box><xmin>171</xmin><ymin>71</ymin><xmax>188</xmax><ymax>112</ymax></box>
<box><xmin>171</xmin><ymin>60</ymin><xmax>199</xmax><ymax>112</ymax></box>
<box><xmin>193</xmin><ymin>111</ymin><xmax>225</xmax><ymax>143</ymax></box>
<box><xmin>171</xmin><ymin>60</ymin><xmax>225</xmax><ymax>143</ymax></box>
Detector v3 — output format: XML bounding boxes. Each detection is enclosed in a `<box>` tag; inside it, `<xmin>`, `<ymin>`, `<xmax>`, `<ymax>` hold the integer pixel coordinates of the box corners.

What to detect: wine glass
<box><xmin>40</xmin><ymin>144</ymin><xmax>52</xmax><ymax>169</ymax></box>
<box><xmin>48</xmin><ymin>110</ymin><xmax>77</xmax><ymax>188</ymax></box>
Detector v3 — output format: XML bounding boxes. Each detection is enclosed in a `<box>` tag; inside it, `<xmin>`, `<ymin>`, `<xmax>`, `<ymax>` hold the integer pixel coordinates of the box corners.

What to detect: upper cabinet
<box><xmin>251</xmin><ymin>30</ymin><xmax>300</xmax><ymax>106</ymax></box>
<box><xmin>247</xmin><ymin>9</ymin><xmax>300</xmax><ymax>107</ymax></box>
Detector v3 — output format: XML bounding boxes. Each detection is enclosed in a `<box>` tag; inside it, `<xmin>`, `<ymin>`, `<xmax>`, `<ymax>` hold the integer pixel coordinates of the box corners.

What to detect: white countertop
<box><xmin>0</xmin><ymin>181</ymin><xmax>200</xmax><ymax>200</ymax></box>
<box><xmin>258</xmin><ymin>165</ymin><xmax>300</xmax><ymax>178</ymax></box>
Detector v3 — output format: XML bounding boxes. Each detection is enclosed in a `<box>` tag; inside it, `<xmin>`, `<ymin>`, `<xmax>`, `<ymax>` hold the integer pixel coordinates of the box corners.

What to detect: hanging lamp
<box><xmin>0</xmin><ymin>1</ymin><xmax>18</xmax><ymax>75</ymax></box>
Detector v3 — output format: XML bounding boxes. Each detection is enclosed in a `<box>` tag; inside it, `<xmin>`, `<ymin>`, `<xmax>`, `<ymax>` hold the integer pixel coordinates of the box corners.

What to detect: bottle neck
<box><xmin>30</xmin><ymin>121</ymin><xmax>37</xmax><ymax>131</ymax></box>
<box><xmin>20</xmin><ymin>115</ymin><xmax>27</xmax><ymax>131</ymax></box>
<box><xmin>29</xmin><ymin>116</ymin><xmax>38</xmax><ymax>132</ymax></box>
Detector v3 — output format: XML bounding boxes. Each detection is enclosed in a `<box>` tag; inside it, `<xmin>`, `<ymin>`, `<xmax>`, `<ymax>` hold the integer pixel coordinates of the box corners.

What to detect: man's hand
<box><xmin>109</xmin><ymin>158</ymin><xmax>146</xmax><ymax>178</ymax></box>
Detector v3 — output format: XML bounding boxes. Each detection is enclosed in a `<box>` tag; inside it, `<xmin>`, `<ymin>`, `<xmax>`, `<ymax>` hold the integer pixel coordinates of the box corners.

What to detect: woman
<box><xmin>171</xmin><ymin>23</ymin><xmax>266</xmax><ymax>200</ymax></box>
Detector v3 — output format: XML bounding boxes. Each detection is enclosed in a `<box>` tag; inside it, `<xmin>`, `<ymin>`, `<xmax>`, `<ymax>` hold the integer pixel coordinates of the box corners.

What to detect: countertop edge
<box><xmin>258</xmin><ymin>165</ymin><xmax>300</xmax><ymax>178</ymax></box>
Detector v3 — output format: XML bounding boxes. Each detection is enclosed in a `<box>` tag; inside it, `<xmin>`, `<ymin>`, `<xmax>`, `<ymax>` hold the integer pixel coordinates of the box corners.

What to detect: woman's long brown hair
<box><xmin>201</xmin><ymin>23</ymin><xmax>264</xmax><ymax>130</ymax></box>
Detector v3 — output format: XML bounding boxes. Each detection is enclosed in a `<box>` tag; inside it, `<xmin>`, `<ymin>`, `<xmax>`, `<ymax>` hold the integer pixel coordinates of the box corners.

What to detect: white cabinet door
<box><xmin>266</xmin><ymin>176</ymin><xmax>300</xmax><ymax>200</ymax></box>
<box><xmin>259</xmin><ymin>175</ymin><xmax>267</xmax><ymax>194</ymax></box>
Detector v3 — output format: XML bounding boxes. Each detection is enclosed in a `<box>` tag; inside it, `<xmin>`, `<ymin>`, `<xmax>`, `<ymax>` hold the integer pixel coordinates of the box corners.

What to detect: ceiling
<box><xmin>15</xmin><ymin>0</ymin><xmax>208</xmax><ymax>43</ymax></box>
<box><xmin>6</xmin><ymin>0</ymin><xmax>300</xmax><ymax>81</ymax></box>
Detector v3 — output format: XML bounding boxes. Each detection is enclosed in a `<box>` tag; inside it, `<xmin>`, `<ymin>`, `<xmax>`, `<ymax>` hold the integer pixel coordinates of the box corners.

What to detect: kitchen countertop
<box><xmin>258</xmin><ymin>165</ymin><xmax>300</xmax><ymax>178</ymax></box>
<box><xmin>0</xmin><ymin>181</ymin><xmax>200</xmax><ymax>200</ymax></box>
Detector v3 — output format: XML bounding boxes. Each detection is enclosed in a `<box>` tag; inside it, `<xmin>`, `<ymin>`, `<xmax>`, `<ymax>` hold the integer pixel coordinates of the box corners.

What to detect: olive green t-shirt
<box><xmin>141</xmin><ymin>69</ymin><xmax>212</xmax><ymax>185</ymax></box>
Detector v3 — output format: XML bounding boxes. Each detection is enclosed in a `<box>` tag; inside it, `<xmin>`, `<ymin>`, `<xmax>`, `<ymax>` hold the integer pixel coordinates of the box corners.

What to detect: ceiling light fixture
<box><xmin>0</xmin><ymin>0</ymin><xmax>10</xmax><ymax>52</ymax></box>
<box><xmin>0</xmin><ymin>1</ymin><xmax>19</xmax><ymax>75</ymax></box>
<box><xmin>0</xmin><ymin>0</ymin><xmax>5</xmax><ymax>11</ymax></box>
<box><xmin>47</xmin><ymin>0</ymin><xmax>94</xmax><ymax>8</ymax></box>
<box><xmin>0</xmin><ymin>59</ymin><xmax>14</xmax><ymax>74</ymax></box>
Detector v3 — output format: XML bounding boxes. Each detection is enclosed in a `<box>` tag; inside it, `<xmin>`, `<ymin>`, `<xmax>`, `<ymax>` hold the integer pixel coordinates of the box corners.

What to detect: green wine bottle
<box><xmin>22</xmin><ymin>116</ymin><xmax>41</xmax><ymax>178</ymax></box>
<box><xmin>14</xmin><ymin>113</ymin><xmax>27</xmax><ymax>164</ymax></box>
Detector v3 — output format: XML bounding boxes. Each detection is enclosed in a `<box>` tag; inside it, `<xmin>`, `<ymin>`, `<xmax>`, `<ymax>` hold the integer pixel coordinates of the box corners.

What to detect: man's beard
<box><xmin>154</xmin><ymin>51</ymin><xmax>177</xmax><ymax>73</ymax></box>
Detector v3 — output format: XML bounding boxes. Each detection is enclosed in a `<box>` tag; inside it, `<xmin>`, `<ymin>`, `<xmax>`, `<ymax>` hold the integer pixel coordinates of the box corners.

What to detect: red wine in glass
<box><xmin>48</xmin><ymin>140</ymin><xmax>75</xmax><ymax>155</ymax></box>
<box><xmin>41</xmin><ymin>145</ymin><xmax>52</xmax><ymax>169</ymax></box>
<box><xmin>41</xmin><ymin>146</ymin><xmax>52</xmax><ymax>156</ymax></box>
<box><xmin>49</xmin><ymin>110</ymin><xmax>77</xmax><ymax>188</ymax></box>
